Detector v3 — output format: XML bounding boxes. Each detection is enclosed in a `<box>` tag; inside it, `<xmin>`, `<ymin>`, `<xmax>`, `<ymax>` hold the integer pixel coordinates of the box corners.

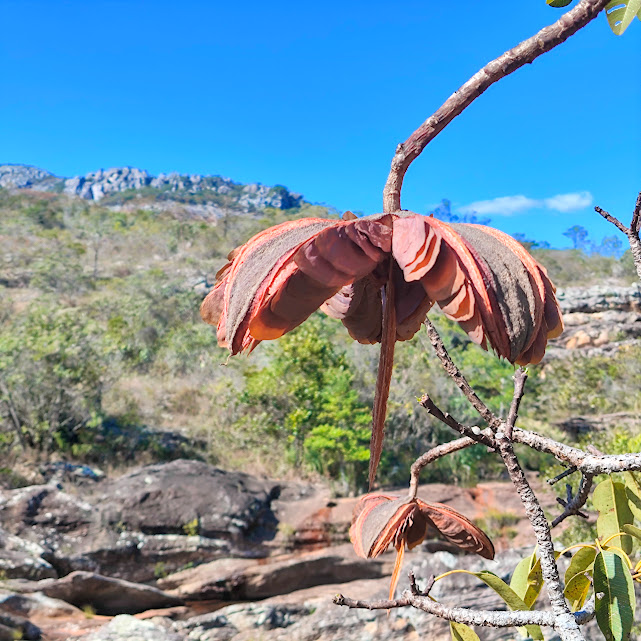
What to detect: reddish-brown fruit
<box><xmin>349</xmin><ymin>493</ymin><xmax>495</xmax><ymax>599</ymax></box>
<box><xmin>201</xmin><ymin>212</ymin><xmax>563</xmax><ymax>486</ymax></box>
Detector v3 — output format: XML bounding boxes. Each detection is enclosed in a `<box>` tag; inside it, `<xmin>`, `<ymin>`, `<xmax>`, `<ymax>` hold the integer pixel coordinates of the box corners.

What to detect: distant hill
<box><xmin>0</xmin><ymin>163</ymin><xmax>305</xmax><ymax>214</ymax></box>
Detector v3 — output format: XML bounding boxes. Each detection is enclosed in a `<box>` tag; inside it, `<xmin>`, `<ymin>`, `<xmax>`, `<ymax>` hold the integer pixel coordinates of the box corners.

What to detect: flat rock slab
<box><xmin>79</xmin><ymin>614</ymin><xmax>182</xmax><ymax>641</ymax></box>
<box><xmin>35</xmin><ymin>571</ymin><xmax>184</xmax><ymax>615</ymax></box>
<box><xmin>159</xmin><ymin>544</ymin><xmax>394</xmax><ymax>602</ymax></box>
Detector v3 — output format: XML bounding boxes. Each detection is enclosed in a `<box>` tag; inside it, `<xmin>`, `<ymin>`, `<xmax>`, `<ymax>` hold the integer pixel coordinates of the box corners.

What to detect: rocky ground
<box><xmin>0</xmin><ymin>458</ymin><xmax>618</xmax><ymax>641</ymax></box>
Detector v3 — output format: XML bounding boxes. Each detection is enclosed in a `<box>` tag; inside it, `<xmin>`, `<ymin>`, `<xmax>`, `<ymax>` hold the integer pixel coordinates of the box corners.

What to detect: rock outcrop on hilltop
<box><xmin>0</xmin><ymin>164</ymin><xmax>303</xmax><ymax>211</ymax></box>
<box><xmin>549</xmin><ymin>284</ymin><xmax>641</xmax><ymax>354</ymax></box>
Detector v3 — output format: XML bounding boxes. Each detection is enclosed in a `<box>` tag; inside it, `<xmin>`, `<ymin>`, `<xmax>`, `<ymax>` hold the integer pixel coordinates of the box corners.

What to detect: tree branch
<box><xmin>505</xmin><ymin>367</ymin><xmax>527</xmax><ymax>440</ymax></box>
<box><xmin>382</xmin><ymin>0</ymin><xmax>610</xmax><ymax>213</ymax></box>
<box><xmin>595</xmin><ymin>192</ymin><xmax>641</xmax><ymax>282</ymax></box>
<box><xmin>551</xmin><ymin>474</ymin><xmax>594</xmax><ymax>528</ymax></box>
<box><xmin>335</xmin><ymin>590</ymin><xmax>595</xmax><ymax>630</ymax></box>
<box><xmin>594</xmin><ymin>206</ymin><xmax>630</xmax><ymax>235</ymax></box>
<box><xmin>631</xmin><ymin>191</ymin><xmax>641</xmax><ymax>234</ymax></box>
<box><xmin>495</xmin><ymin>426</ymin><xmax>584</xmax><ymax>640</ymax></box>
<box><xmin>407</xmin><ymin>424</ymin><xmax>490</xmax><ymax>500</ymax></box>
<box><xmin>423</xmin><ymin>320</ymin><xmax>501</xmax><ymax>428</ymax></box>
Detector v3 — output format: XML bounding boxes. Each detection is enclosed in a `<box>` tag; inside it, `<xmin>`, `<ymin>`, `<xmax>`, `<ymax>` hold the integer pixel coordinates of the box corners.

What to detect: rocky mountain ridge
<box><xmin>0</xmin><ymin>164</ymin><xmax>303</xmax><ymax>211</ymax></box>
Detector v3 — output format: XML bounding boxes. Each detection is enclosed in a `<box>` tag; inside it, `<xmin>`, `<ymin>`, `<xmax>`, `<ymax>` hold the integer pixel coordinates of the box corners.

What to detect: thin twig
<box><xmin>505</xmin><ymin>367</ymin><xmax>527</xmax><ymax>440</ymax></box>
<box><xmin>595</xmin><ymin>192</ymin><xmax>641</xmax><ymax>282</ymax></box>
<box><xmin>551</xmin><ymin>474</ymin><xmax>594</xmax><ymax>528</ymax></box>
<box><xmin>382</xmin><ymin>0</ymin><xmax>610</xmax><ymax>213</ymax></box>
<box><xmin>594</xmin><ymin>206</ymin><xmax>629</xmax><ymax>234</ymax></box>
<box><xmin>548</xmin><ymin>466</ymin><xmax>577</xmax><ymax>486</ymax></box>
<box><xmin>407</xmin><ymin>417</ymin><xmax>494</xmax><ymax>499</ymax></box>
<box><xmin>333</xmin><ymin>594</ymin><xmax>410</xmax><ymax>610</ymax></box>
<box><xmin>423</xmin><ymin>320</ymin><xmax>501</xmax><ymax>428</ymax></box>
<box><xmin>418</xmin><ymin>395</ymin><xmax>496</xmax><ymax>446</ymax></box>
<box><xmin>409</xmin><ymin>571</ymin><xmax>435</xmax><ymax>597</ymax></box>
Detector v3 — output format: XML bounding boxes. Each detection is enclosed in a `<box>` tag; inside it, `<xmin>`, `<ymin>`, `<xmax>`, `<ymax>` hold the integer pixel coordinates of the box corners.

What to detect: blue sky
<box><xmin>1</xmin><ymin>1</ymin><xmax>639</xmax><ymax>248</ymax></box>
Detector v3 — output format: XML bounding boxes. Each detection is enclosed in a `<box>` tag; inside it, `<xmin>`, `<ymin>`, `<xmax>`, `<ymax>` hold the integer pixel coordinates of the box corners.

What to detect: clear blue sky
<box><xmin>2</xmin><ymin>1</ymin><xmax>639</xmax><ymax>248</ymax></box>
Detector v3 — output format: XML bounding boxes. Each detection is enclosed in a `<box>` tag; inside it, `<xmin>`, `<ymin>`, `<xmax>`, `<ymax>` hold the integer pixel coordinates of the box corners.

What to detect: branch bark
<box><xmin>382</xmin><ymin>0</ymin><xmax>610</xmax><ymax>213</ymax></box>
<box><xmin>423</xmin><ymin>320</ymin><xmax>501</xmax><ymax>428</ymax></box>
<box><xmin>335</xmin><ymin>591</ymin><xmax>595</xmax><ymax>630</ymax></box>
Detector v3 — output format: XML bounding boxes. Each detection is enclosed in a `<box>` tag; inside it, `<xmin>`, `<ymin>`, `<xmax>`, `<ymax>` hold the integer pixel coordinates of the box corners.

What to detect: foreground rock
<box><xmin>95</xmin><ymin>460</ymin><xmax>279</xmax><ymax>542</ymax></box>
<box><xmin>158</xmin><ymin>544</ymin><xmax>393</xmax><ymax>602</ymax></box>
<box><xmin>80</xmin><ymin>615</ymin><xmax>182</xmax><ymax>641</ymax></box>
<box><xmin>0</xmin><ymin>460</ymin><xmax>282</xmax><ymax>583</ymax></box>
<box><xmin>32</xmin><ymin>572</ymin><xmax>182</xmax><ymax>616</ymax></box>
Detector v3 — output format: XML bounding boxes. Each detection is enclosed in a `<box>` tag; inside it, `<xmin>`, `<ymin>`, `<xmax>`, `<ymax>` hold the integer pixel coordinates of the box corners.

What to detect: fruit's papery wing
<box><xmin>350</xmin><ymin>495</ymin><xmax>416</xmax><ymax>558</ymax></box>
<box><xmin>350</xmin><ymin>494</ymin><xmax>396</xmax><ymax>558</ymax></box>
<box><xmin>393</xmin><ymin>268</ymin><xmax>435</xmax><ymax>341</ymax></box>
<box><xmin>416</xmin><ymin>498</ymin><xmax>495</xmax><ymax>560</ymax></box>
<box><xmin>452</xmin><ymin>223</ymin><xmax>543</xmax><ymax>363</ymax></box>
<box><xmin>393</xmin><ymin>215</ymin><xmax>495</xmax><ymax>349</ymax></box>
<box><xmin>321</xmin><ymin>277</ymin><xmax>383</xmax><ymax>344</ymax></box>
<box><xmin>246</xmin><ymin>219</ymin><xmax>393</xmax><ymax>348</ymax></box>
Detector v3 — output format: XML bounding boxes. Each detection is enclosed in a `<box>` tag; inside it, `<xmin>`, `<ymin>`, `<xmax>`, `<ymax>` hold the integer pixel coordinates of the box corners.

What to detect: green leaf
<box><xmin>593</xmin><ymin>477</ymin><xmax>634</xmax><ymax>554</ymax></box>
<box><xmin>473</xmin><ymin>571</ymin><xmax>543</xmax><ymax>640</ymax></box>
<box><xmin>622</xmin><ymin>523</ymin><xmax>641</xmax><ymax>542</ymax></box>
<box><xmin>450</xmin><ymin>621</ymin><xmax>480</xmax><ymax>641</ymax></box>
<box><xmin>594</xmin><ymin>550</ymin><xmax>635</xmax><ymax>641</ymax></box>
<box><xmin>605</xmin><ymin>0</ymin><xmax>641</xmax><ymax>34</ymax></box>
<box><xmin>510</xmin><ymin>551</ymin><xmax>536</xmax><ymax>601</ymax></box>
<box><xmin>565</xmin><ymin>572</ymin><xmax>592</xmax><ymax>612</ymax></box>
<box><xmin>565</xmin><ymin>546</ymin><xmax>597</xmax><ymax>587</ymax></box>
<box><xmin>623</xmin><ymin>471</ymin><xmax>641</xmax><ymax>521</ymax></box>
<box><xmin>547</xmin><ymin>0</ymin><xmax>573</xmax><ymax>6</ymax></box>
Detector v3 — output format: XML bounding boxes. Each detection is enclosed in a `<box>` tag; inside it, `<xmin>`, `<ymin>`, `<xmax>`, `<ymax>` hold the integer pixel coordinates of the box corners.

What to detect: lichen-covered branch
<box><xmin>505</xmin><ymin>367</ymin><xmax>528</xmax><ymax>439</ymax></box>
<box><xmin>495</xmin><ymin>430</ymin><xmax>584</xmax><ymax>640</ymax></box>
<box><xmin>334</xmin><ymin>591</ymin><xmax>595</xmax><ymax>630</ymax></box>
<box><xmin>420</xmin><ymin>321</ymin><xmax>641</xmax><ymax>476</ymax></box>
<box><xmin>382</xmin><ymin>0</ymin><xmax>610</xmax><ymax>213</ymax></box>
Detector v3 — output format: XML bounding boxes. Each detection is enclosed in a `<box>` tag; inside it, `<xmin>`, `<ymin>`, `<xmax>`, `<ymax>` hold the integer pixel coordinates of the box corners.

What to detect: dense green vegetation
<box><xmin>0</xmin><ymin>188</ymin><xmax>638</xmax><ymax>492</ymax></box>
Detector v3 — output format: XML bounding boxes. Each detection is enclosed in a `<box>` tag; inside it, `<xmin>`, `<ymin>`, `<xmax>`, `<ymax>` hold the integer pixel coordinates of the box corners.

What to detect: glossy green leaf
<box><xmin>593</xmin><ymin>477</ymin><xmax>634</xmax><ymax>554</ymax></box>
<box><xmin>623</xmin><ymin>471</ymin><xmax>641</xmax><ymax>521</ymax></box>
<box><xmin>594</xmin><ymin>550</ymin><xmax>635</xmax><ymax>641</ymax></box>
<box><xmin>622</xmin><ymin>523</ymin><xmax>641</xmax><ymax>542</ymax></box>
<box><xmin>565</xmin><ymin>572</ymin><xmax>592</xmax><ymax>612</ymax></box>
<box><xmin>605</xmin><ymin>0</ymin><xmax>641</xmax><ymax>34</ymax></box>
<box><xmin>565</xmin><ymin>546</ymin><xmax>597</xmax><ymax>587</ymax></box>
<box><xmin>450</xmin><ymin>621</ymin><xmax>480</xmax><ymax>641</ymax></box>
<box><xmin>473</xmin><ymin>571</ymin><xmax>544</xmax><ymax>641</ymax></box>
<box><xmin>547</xmin><ymin>0</ymin><xmax>573</xmax><ymax>6</ymax></box>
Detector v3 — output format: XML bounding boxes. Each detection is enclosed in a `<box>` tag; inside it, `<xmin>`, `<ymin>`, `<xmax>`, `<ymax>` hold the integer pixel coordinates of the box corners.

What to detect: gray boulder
<box><xmin>94</xmin><ymin>459</ymin><xmax>280</xmax><ymax>543</ymax></box>
<box><xmin>34</xmin><ymin>571</ymin><xmax>182</xmax><ymax>615</ymax></box>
